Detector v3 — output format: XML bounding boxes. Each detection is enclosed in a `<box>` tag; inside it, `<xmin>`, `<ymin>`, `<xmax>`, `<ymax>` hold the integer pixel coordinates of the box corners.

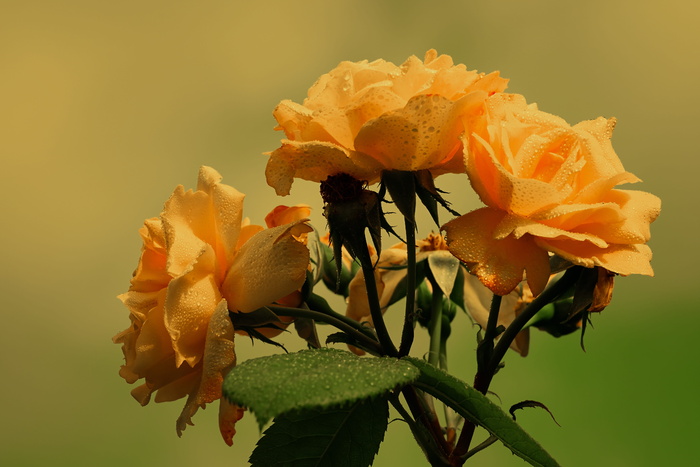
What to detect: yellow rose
<box><xmin>443</xmin><ymin>94</ymin><xmax>661</xmax><ymax>296</ymax></box>
<box><xmin>113</xmin><ymin>167</ymin><xmax>311</xmax><ymax>445</ymax></box>
<box><xmin>266</xmin><ymin>50</ymin><xmax>508</xmax><ymax>195</ymax></box>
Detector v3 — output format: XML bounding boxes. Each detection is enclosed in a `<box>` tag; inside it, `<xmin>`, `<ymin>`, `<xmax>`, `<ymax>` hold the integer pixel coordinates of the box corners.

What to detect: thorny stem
<box><xmin>402</xmin><ymin>386</ymin><xmax>452</xmax><ymax>458</ymax></box>
<box><xmin>390</xmin><ymin>393</ymin><xmax>452</xmax><ymax>467</ymax></box>
<box><xmin>355</xmin><ymin>239</ymin><xmax>399</xmax><ymax>357</ymax></box>
<box><xmin>267</xmin><ymin>305</ymin><xmax>383</xmax><ymax>355</ymax></box>
<box><xmin>399</xmin><ymin>217</ymin><xmax>417</xmax><ymax>356</ymax></box>
<box><xmin>450</xmin><ymin>267</ymin><xmax>582</xmax><ymax>462</ymax></box>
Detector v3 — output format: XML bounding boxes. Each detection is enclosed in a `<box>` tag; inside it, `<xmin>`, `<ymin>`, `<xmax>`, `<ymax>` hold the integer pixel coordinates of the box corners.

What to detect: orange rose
<box><xmin>113</xmin><ymin>167</ymin><xmax>311</xmax><ymax>445</ymax></box>
<box><xmin>443</xmin><ymin>94</ymin><xmax>661</xmax><ymax>296</ymax></box>
<box><xmin>266</xmin><ymin>50</ymin><xmax>508</xmax><ymax>195</ymax></box>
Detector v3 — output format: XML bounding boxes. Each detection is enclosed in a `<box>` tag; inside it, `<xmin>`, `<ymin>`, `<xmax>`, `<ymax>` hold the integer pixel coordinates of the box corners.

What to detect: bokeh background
<box><xmin>2</xmin><ymin>1</ymin><xmax>698</xmax><ymax>465</ymax></box>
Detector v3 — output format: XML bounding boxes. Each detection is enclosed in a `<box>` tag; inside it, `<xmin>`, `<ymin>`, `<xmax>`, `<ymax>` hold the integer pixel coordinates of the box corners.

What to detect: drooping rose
<box><xmin>266</xmin><ymin>50</ymin><xmax>508</xmax><ymax>195</ymax></box>
<box><xmin>113</xmin><ymin>167</ymin><xmax>311</xmax><ymax>445</ymax></box>
<box><xmin>443</xmin><ymin>93</ymin><xmax>661</xmax><ymax>296</ymax></box>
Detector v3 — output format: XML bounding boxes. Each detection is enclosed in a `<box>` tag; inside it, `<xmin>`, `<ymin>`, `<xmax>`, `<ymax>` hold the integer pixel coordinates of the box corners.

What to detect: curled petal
<box><xmin>218</xmin><ymin>398</ymin><xmax>245</xmax><ymax>447</ymax></box>
<box><xmin>265</xmin><ymin>141</ymin><xmax>383</xmax><ymax>196</ymax></box>
<box><xmin>443</xmin><ymin>207</ymin><xmax>550</xmax><ymax>296</ymax></box>
<box><xmin>176</xmin><ymin>299</ymin><xmax>236</xmax><ymax>438</ymax></box>
<box><xmin>265</xmin><ymin>204</ymin><xmax>312</xmax><ymax>228</ymax></box>
<box><xmin>536</xmin><ymin>239</ymin><xmax>654</xmax><ymax>276</ymax></box>
<box><xmin>164</xmin><ymin>246</ymin><xmax>221</xmax><ymax>367</ymax></box>
<box><xmin>223</xmin><ymin>221</ymin><xmax>313</xmax><ymax>313</ymax></box>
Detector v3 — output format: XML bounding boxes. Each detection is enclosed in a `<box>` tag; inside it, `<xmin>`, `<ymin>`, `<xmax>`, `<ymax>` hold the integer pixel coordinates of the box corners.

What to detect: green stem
<box><xmin>390</xmin><ymin>393</ymin><xmax>452</xmax><ymax>467</ymax></box>
<box><xmin>355</xmin><ymin>241</ymin><xmax>399</xmax><ymax>357</ymax></box>
<box><xmin>450</xmin><ymin>267</ymin><xmax>582</xmax><ymax>461</ymax></box>
<box><xmin>428</xmin><ymin>286</ymin><xmax>444</xmax><ymax>367</ymax></box>
<box><xmin>267</xmin><ymin>305</ymin><xmax>383</xmax><ymax>355</ymax></box>
<box><xmin>399</xmin><ymin>217</ymin><xmax>417</xmax><ymax>356</ymax></box>
<box><xmin>477</xmin><ymin>294</ymin><xmax>502</xmax><ymax>373</ymax></box>
<box><xmin>485</xmin><ymin>267</ymin><xmax>581</xmax><ymax>378</ymax></box>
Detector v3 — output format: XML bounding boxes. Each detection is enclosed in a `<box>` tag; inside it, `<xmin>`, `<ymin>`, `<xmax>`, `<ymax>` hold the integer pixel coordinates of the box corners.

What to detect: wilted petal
<box><xmin>219</xmin><ymin>398</ymin><xmax>245</xmax><ymax>447</ymax></box>
<box><xmin>443</xmin><ymin>207</ymin><xmax>551</xmax><ymax>296</ymax></box>
<box><xmin>222</xmin><ymin>221</ymin><xmax>312</xmax><ymax>313</ymax></box>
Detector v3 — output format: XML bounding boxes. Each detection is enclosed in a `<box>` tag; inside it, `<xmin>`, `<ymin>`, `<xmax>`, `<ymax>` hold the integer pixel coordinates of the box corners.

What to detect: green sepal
<box><xmin>404</xmin><ymin>357</ymin><xmax>560</xmax><ymax>467</ymax></box>
<box><xmin>249</xmin><ymin>397</ymin><xmax>389</xmax><ymax>467</ymax></box>
<box><xmin>223</xmin><ymin>348</ymin><xmax>420</xmax><ymax>429</ymax></box>
<box><xmin>381</xmin><ymin>170</ymin><xmax>417</xmax><ymax>224</ymax></box>
<box><xmin>294</xmin><ymin>317</ymin><xmax>321</xmax><ymax>349</ymax></box>
<box><xmin>305</xmin><ymin>292</ymin><xmax>337</xmax><ymax>318</ymax></box>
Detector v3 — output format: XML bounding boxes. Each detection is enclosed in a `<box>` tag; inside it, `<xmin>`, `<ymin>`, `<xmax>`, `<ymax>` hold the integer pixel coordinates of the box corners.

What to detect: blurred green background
<box><xmin>1</xmin><ymin>0</ymin><xmax>697</xmax><ymax>465</ymax></box>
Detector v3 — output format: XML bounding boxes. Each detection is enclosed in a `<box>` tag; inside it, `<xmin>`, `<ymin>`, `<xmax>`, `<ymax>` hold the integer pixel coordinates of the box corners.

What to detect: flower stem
<box><xmin>267</xmin><ymin>305</ymin><xmax>383</xmax><ymax>355</ymax></box>
<box><xmin>450</xmin><ymin>267</ymin><xmax>582</xmax><ymax>462</ymax></box>
<box><xmin>355</xmin><ymin>240</ymin><xmax>399</xmax><ymax>357</ymax></box>
<box><xmin>399</xmin><ymin>217</ymin><xmax>417</xmax><ymax>356</ymax></box>
<box><xmin>428</xmin><ymin>285</ymin><xmax>444</xmax><ymax>367</ymax></box>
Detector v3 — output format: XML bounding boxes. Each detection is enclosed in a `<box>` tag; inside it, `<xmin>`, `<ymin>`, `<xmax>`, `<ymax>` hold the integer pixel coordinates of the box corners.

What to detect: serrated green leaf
<box><xmin>249</xmin><ymin>397</ymin><xmax>389</xmax><ymax>467</ymax></box>
<box><xmin>405</xmin><ymin>357</ymin><xmax>560</xmax><ymax>467</ymax></box>
<box><xmin>223</xmin><ymin>348</ymin><xmax>420</xmax><ymax>428</ymax></box>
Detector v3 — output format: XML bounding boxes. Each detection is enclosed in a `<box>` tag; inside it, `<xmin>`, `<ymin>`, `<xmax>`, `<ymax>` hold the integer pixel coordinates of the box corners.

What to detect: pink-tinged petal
<box><xmin>264</xmin><ymin>205</ymin><xmax>312</xmax><ymax>228</ymax></box>
<box><xmin>196</xmin><ymin>166</ymin><xmax>246</xmax><ymax>268</ymax></box>
<box><xmin>176</xmin><ymin>299</ymin><xmax>236</xmax><ymax>438</ymax></box>
<box><xmin>222</xmin><ymin>221</ymin><xmax>312</xmax><ymax>313</ymax></box>
<box><xmin>265</xmin><ymin>141</ymin><xmax>383</xmax><ymax>196</ymax></box>
<box><xmin>164</xmin><ymin>246</ymin><xmax>222</xmax><ymax>367</ymax></box>
<box><xmin>219</xmin><ymin>399</ymin><xmax>245</xmax><ymax>447</ymax></box>
<box><xmin>355</xmin><ymin>94</ymin><xmax>483</xmax><ymax>172</ymax></box>
<box><xmin>536</xmin><ymin>238</ymin><xmax>654</xmax><ymax>276</ymax></box>
<box><xmin>443</xmin><ymin>208</ymin><xmax>551</xmax><ymax>296</ymax></box>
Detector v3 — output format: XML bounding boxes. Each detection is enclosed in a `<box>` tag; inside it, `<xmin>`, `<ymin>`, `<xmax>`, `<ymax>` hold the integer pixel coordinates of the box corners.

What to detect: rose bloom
<box><xmin>443</xmin><ymin>93</ymin><xmax>661</xmax><ymax>296</ymax></box>
<box><xmin>266</xmin><ymin>50</ymin><xmax>508</xmax><ymax>195</ymax></box>
<box><xmin>113</xmin><ymin>167</ymin><xmax>311</xmax><ymax>445</ymax></box>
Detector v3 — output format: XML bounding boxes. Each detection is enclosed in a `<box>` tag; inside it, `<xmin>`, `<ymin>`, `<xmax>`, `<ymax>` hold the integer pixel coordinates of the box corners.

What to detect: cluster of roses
<box><xmin>114</xmin><ymin>50</ymin><xmax>659</xmax><ymax>446</ymax></box>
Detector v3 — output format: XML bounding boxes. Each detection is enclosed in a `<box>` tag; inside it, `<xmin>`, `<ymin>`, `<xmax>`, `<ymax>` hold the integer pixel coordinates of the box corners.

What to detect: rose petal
<box><xmin>218</xmin><ymin>398</ymin><xmax>245</xmax><ymax>447</ymax></box>
<box><xmin>443</xmin><ymin>207</ymin><xmax>551</xmax><ymax>296</ymax></box>
<box><xmin>536</xmin><ymin>239</ymin><xmax>654</xmax><ymax>276</ymax></box>
<box><xmin>264</xmin><ymin>204</ymin><xmax>312</xmax><ymax>228</ymax></box>
<box><xmin>164</xmin><ymin>246</ymin><xmax>222</xmax><ymax>367</ymax></box>
<box><xmin>176</xmin><ymin>299</ymin><xmax>236</xmax><ymax>438</ymax></box>
<box><xmin>222</xmin><ymin>221</ymin><xmax>312</xmax><ymax>313</ymax></box>
<box><xmin>355</xmin><ymin>94</ymin><xmax>482</xmax><ymax>171</ymax></box>
<box><xmin>265</xmin><ymin>141</ymin><xmax>383</xmax><ymax>196</ymax></box>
